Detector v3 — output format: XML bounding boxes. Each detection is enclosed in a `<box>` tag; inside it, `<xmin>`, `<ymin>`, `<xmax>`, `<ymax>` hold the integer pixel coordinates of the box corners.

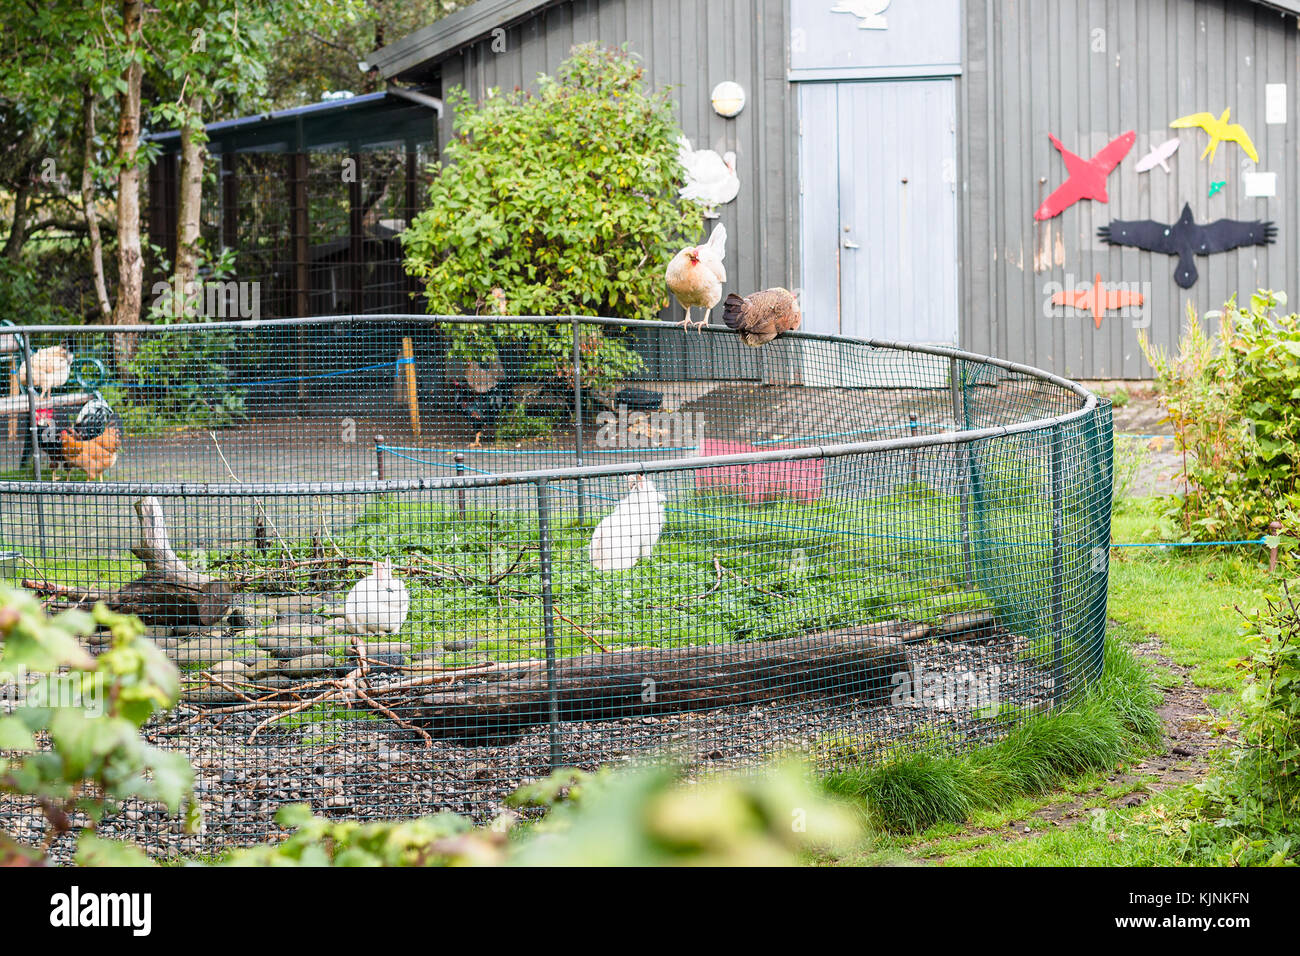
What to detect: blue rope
<box><xmin>373</xmin><ymin>447</ymin><xmax>1276</xmax><ymax>553</ymax></box>
<box><xmin>752</xmin><ymin>422</ymin><xmax>947</xmax><ymax>445</ymax></box>
<box><xmin>79</xmin><ymin>357</ymin><xmax>414</xmax><ymax>392</ymax></box>
<box><xmin>1111</xmin><ymin>537</ymin><xmax>1267</xmax><ymax>548</ymax></box>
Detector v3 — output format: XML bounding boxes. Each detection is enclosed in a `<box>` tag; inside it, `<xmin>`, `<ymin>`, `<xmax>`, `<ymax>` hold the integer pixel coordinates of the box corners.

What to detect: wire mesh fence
<box><xmin>0</xmin><ymin>316</ymin><xmax>1111</xmax><ymax>851</ymax></box>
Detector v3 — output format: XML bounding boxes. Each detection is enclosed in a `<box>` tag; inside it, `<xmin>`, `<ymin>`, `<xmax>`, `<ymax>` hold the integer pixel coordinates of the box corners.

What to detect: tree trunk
<box><xmin>109</xmin><ymin>0</ymin><xmax>145</xmax><ymax>369</ymax></box>
<box><xmin>81</xmin><ymin>86</ymin><xmax>112</xmax><ymax>323</ymax></box>
<box><xmin>172</xmin><ymin>93</ymin><xmax>205</xmax><ymax>319</ymax></box>
<box><xmin>3</xmin><ymin>178</ymin><xmax>30</xmax><ymax>262</ymax></box>
<box><xmin>412</xmin><ymin>629</ymin><xmax>911</xmax><ymax>741</ymax></box>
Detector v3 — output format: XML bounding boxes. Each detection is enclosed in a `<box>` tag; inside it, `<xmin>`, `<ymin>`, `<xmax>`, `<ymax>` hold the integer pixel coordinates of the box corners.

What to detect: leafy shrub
<box><xmin>402</xmin><ymin>44</ymin><xmax>703</xmax><ymax>408</ymax></box>
<box><xmin>0</xmin><ymin>586</ymin><xmax>196</xmax><ymax>864</ymax></box>
<box><xmin>1176</xmin><ymin>583</ymin><xmax>1300</xmax><ymax>865</ymax></box>
<box><xmin>1140</xmin><ymin>290</ymin><xmax>1300</xmax><ymax>540</ymax></box>
<box><xmin>223</xmin><ymin>762</ymin><xmax>863</xmax><ymax>867</ymax></box>
<box><xmin>106</xmin><ymin>248</ymin><xmax>254</xmax><ymax>435</ymax></box>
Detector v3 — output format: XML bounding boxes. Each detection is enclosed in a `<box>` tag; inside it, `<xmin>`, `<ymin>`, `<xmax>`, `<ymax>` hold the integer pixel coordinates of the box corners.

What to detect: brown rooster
<box><xmin>722</xmin><ymin>288</ymin><xmax>802</xmax><ymax>346</ymax></box>
<box><xmin>665</xmin><ymin>224</ymin><xmax>727</xmax><ymax>331</ymax></box>
<box><xmin>59</xmin><ymin>398</ymin><xmax>123</xmax><ymax>481</ymax></box>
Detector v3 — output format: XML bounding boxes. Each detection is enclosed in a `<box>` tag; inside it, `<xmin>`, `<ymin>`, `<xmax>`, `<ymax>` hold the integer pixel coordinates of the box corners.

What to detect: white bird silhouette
<box><xmin>590</xmin><ymin>475</ymin><xmax>666</xmax><ymax>571</ymax></box>
<box><xmin>1135</xmin><ymin>138</ymin><xmax>1180</xmax><ymax>173</ymax></box>
<box><xmin>343</xmin><ymin>559</ymin><xmax>410</xmax><ymax>634</ymax></box>
<box><xmin>830</xmin><ymin>0</ymin><xmax>891</xmax><ymax>30</ymax></box>
<box><xmin>677</xmin><ymin>137</ymin><xmax>740</xmax><ymax>219</ymax></box>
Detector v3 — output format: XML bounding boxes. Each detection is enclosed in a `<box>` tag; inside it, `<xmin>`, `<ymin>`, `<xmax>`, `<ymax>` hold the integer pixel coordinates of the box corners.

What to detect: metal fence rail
<box><xmin>0</xmin><ymin>316</ymin><xmax>1111</xmax><ymax>851</ymax></box>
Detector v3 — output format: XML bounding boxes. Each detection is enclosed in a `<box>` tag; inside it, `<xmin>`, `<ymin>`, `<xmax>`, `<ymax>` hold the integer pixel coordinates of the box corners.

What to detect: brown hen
<box><xmin>60</xmin><ymin>425</ymin><xmax>121</xmax><ymax>481</ymax></box>
<box><xmin>721</xmin><ymin>288</ymin><xmax>802</xmax><ymax>346</ymax></box>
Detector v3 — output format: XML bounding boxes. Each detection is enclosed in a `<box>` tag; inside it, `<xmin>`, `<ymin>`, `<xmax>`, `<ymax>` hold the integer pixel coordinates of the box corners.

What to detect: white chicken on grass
<box><xmin>677</xmin><ymin>137</ymin><xmax>740</xmax><ymax>219</ymax></box>
<box><xmin>343</xmin><ymin>559</ymin><xmax>410</xmax><ymax>634</ymax></box>
<box><xmin>665</xmin><ymin>223</ymin><xmax>727</xmax><ymax>331</ymax></box>
<box><xmin>590</xmin><ymin>475</ymin><xmax>666</xmax><ymax>571</ymax></box>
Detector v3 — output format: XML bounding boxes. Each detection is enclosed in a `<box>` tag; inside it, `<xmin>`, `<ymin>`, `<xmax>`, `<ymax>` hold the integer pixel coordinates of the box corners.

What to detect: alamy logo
<box><xmin>150</xmin><ymin>279</ymin><xmax>261</xmax><ymax>320</ymax></box>
<box><xmin>594</xmin><ymin>406</ymin><xmax>705</xmax><ymax>449</ymax></box>
<box><xmin>891</xmin><ymin>663</ymin><xmax>1001</xmax><ymax>716</ymax></box>
<box><xmin>49</xmin><ymin>886</ymin><xmax>152</xmax><ymax>936</ymax></box>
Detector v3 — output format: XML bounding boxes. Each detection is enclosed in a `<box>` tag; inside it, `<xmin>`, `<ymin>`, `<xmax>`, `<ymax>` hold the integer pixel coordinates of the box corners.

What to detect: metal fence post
<box><xmin>536</xmin><ymin>479</ymin><xmax>563</xmax><ymax>769</ymax></box>
<box><xmin>20</xmin><ymin>334</ymin><xmax>47</xmax><ymax>564</ymax></box>
<box><xmin>454</xmin><ymin>453</ymin><xmax>466</xmax><ymax>520</ymax></box>
<box><xmin>373</xmin><ymin>434</ymin><xmax>385</xmax><ymax>480</ymax></box>
<box><xmin>571</xmin><ymin>316</ymin><xmax>585</xmax><ymax>527</ymax></box>
<box><xmin>949</xmin><ymin>357</ymin><xmax>972</xmax><ymax>585</ymax></box>
<box><xmin>1050</xmin><ymin>425</ymin><xmax>1066</xmax><ymax>707</ymax></box>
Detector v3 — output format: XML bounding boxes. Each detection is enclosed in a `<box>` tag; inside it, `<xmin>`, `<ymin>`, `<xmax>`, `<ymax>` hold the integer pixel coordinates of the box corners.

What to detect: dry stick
<box><xmin>208</xmin><ymin>431</ymin><xmax>294</xmax><ymax>563</ymax></box>
<box><xmin>646</xmin><ymin>555</ymin><xmax>724</xmax><ymax>609</ymax></box>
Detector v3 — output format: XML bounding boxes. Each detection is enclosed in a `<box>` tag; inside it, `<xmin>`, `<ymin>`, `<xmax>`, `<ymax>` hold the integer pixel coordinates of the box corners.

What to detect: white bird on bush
<box><xmin>343</xmin><ymin>559</ymin><xmax>410</xmax><ymax>634</ymax></box>
<box><xmin>590</xmin><ymin>474</ymin><xmax>666</xmax><ymax>571</ymax></box>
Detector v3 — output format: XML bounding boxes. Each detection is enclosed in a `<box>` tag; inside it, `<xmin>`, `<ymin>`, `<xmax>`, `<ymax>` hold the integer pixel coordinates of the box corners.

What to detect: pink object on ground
<box><xmin>694</xmin><ymin>439</ymin><xmax>824</xmax><ymax>503</ymax></box>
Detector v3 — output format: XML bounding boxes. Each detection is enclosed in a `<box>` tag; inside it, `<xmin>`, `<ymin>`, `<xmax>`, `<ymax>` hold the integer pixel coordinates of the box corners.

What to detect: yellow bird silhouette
<box><xmin>1170</xmin><ymin>108</ymin><xmax>1259</xmax><ymax>163</ymax></box>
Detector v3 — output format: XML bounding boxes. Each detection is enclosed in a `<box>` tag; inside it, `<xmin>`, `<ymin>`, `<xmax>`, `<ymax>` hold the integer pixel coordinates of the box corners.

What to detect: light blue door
<box><xmin>799</xmin><ymin>79</ymin><xmax>958</xmax><ymax>342</ymax></box>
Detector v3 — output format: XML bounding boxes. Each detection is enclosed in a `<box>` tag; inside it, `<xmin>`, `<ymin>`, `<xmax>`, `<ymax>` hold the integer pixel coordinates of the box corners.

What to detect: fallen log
<box><xmin>413</xmin><ymin>628</ymin><xmax>911</xmax><ymax>741</ymax></box>
<box><xmin>112</xmin><ymin>496</ymin><xmax>232</xmax><ymax>627</ymax></box>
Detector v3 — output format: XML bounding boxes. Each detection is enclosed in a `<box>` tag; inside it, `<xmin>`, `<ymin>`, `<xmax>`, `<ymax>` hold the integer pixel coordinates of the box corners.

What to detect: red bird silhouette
<box><xmin>1051</xmin><ymin>273</ymin><xmax>1144</xmax><ymax>329</ymax></box>
<box><xmin>1035</xmin><ymin>131</ymin><xmax>1136</xmax><ymax>221</ymax></box>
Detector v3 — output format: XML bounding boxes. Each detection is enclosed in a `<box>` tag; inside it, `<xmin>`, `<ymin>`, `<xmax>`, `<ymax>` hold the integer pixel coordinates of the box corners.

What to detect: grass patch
<box><xmin>821</xmin><ymin>638</ymin><xmax>1161</xmax><ymax>834</ymax></box>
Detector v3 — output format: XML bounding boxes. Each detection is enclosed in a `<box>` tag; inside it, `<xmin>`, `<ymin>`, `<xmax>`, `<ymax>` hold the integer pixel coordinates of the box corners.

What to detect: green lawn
<box><xmin>822</xmin><ymin>496</ymin><xmax>1279</xmax><ymax>867</ymax></box>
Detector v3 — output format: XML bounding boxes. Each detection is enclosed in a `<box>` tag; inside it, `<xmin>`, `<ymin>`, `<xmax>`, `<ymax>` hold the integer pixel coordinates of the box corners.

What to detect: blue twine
<box><xmin>1110</xmin><ymin>537</ymin><xmax>1267</xmax><ymax>548</ymax></box>
<box><xmin>752</xmin><ymin>423</ymin><xmax>947</xmax><ymax>445</ymax></box>
<box><xmin>78</xmin><ymin>357</ymin><xmax>413</xmax><ymax>392</ymax></box>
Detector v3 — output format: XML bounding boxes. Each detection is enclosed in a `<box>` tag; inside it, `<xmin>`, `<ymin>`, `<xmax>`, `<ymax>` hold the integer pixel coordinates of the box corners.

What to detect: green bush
<box><xmin>1140</xmin><ymin>290</ymin><xmax>1300</xmax><ymax>541</ymax></box>
<box><xmin>402</xmin><ymin>43</ymin><xmax>703</xmax><ymax>399</ymax></box>
<box><xmin>0</xmin><ymin>585</ymin><xmax>196</xmax><ymax>864</ymax></box>
<box><xmin>1176</xmin><ymin>583</ymin><xmax>1300</xmax><ymax>865</ymax></box>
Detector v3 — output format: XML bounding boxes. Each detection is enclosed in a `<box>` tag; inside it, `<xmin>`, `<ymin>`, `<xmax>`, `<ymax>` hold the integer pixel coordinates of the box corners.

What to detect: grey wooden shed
<box><xmin>372</xmin><ymin>0</ymin><xmax>1300</xmax><ymax>379</ymax></box>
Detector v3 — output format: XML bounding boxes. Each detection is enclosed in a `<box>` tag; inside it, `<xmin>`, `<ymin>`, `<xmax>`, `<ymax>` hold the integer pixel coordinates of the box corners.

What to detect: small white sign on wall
<box><xmin>1244</xmin><ymin>171</ymin><xmax>1277</xmax><ymax>198</ymax></box>
<box><xmin>1266</xmin><ymin>83</ymin><xmax>1287</xmax><ymax>124</ymax></box>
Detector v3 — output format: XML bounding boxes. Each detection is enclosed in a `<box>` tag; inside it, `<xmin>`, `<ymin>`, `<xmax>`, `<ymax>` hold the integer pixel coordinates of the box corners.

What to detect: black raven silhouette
<box><xmin>1097</xmin><ymin>203</ymin><xmax>1275</xmax><ymax>288</ymax></box>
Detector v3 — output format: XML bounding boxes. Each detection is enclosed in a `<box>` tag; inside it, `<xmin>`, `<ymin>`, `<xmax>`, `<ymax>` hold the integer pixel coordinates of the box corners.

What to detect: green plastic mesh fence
<box><xmin>0</xmin><ymin>316</ymin><xmax>1111</xmax><ymax>851</ymax></box>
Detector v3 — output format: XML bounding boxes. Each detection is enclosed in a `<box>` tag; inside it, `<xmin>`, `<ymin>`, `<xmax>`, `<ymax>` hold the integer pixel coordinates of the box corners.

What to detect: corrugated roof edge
<box><xmin>371</xmin><ymin>0</ymin><xmax>563</xmax><ymax>79</ymax></box>
<box><xmin>371</xmin><ymin>0</ymin><xmax>1300</xmax><ymax>81</ymax></box>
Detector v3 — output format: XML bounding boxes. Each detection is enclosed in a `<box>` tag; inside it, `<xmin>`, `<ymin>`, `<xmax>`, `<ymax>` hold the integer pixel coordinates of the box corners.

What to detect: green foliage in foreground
<box><xmin>821</xmin><ymin>639</ymin><xmax>1162</xmax><ymax>834</ymax></box>
<box><xmin>1173</xmin><ymin>582</ymin><xmax>1300</xmax><ymax>865</ymax></box>
<box><xmin>220</xmin><ymin>763</ymin><xmax>863</xmax><ymax>867</ymax></box>
<box><xmin>0</xmin><ymin>585</ymin><xmax>197</xmax><ymax>865</ymax></box>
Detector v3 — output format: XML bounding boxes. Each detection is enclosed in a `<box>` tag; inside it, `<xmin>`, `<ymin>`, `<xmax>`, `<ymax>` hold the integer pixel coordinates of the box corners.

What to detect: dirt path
<box><xmin>911</xmin><ymin>624</ymin><xmax>1224</xmax><ymax>863</ymax></box>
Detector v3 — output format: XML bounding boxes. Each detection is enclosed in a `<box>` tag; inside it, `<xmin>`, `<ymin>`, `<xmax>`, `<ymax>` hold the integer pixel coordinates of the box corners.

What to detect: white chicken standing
<box><xmin>18</xmin><ymin>345</ymin><xmax>73</xmax><ymax>403</ymax></box>
<box><xmin>665</xmin><ymin>223</ymin><xmax>727</xmax><ymax>331</ymax></box>
<box><xmin>343</xmin><ymin>559</ymin><xmax>410</xmax><ymax>634</ymax></box>
<box><xmin>677</xmin><ymin>137</ymin><xmax>740</xmax><ymax>219</ymax></box>
<box><xmin>590</xmin><ymin>475</ymin><xmax>666</xmax><ymax>571</ymax></box>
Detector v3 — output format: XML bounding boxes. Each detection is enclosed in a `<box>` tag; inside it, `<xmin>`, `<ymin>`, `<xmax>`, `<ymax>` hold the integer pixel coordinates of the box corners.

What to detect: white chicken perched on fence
<box><xmin>665</xmin><ymin>223</ymin><xmax>727</xmax><ymax>331</ymax></box>
<box><xmin>343</xmin><ymin>559</ymin><xmax>410</xmax><ymax>634</ymax></box>
<box><xmin>590</xmin><ymin>475</ymin><xmax>666</xmax><ymax>571</ymax></box>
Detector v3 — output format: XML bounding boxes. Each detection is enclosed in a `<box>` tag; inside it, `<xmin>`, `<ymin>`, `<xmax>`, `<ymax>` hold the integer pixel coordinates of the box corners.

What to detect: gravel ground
<box><xmin>3</xmin><ymin>627</ymin><xmax>1057</xmax><ymax>858</ymax></box>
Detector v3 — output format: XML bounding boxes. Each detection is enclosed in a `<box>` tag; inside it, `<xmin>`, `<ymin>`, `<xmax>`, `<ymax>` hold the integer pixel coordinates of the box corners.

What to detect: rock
<box><xmin>349</xmin><ymin>641</ymin><xmax>410</xmax><ymax>664</ymax></box>
<box><xmin>210</xmin><ymin>659</ymin><xmax>249</xmax><ymax>679</ymax></box>
<box><xmin>278</xmin><ymin>654</ymin><xmax>341</xmax><ymax>678</ymax></box>
<box><xmin>256</xmin><ymin>637</ymin><xmax>319</xmax><ymax>659</ymax></box>
<box><xmin>443</xmin><ymin>638</ymin><xmax>476</xmax><ymax>652</ymax></box>
<box><xmin>263</xmin><ymin>594</ymin><xmax>325</xmax><ymax>615</ymax></box>
<box><xmin>257</xmin><ymin>623</ymin><xmax>336</xmax><ymax>640</ymax></box>
<box><xmin>167</xmin><ymin>640</ymin><xmax>239</xmax><ymax>667</ymax></box>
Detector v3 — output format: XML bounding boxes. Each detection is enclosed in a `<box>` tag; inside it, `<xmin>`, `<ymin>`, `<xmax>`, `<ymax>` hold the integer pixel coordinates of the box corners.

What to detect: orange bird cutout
<box><xmin>1051</xmin><ymin>273</ymin><xmax>1144</xmax><ymax>329</ymax></box>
